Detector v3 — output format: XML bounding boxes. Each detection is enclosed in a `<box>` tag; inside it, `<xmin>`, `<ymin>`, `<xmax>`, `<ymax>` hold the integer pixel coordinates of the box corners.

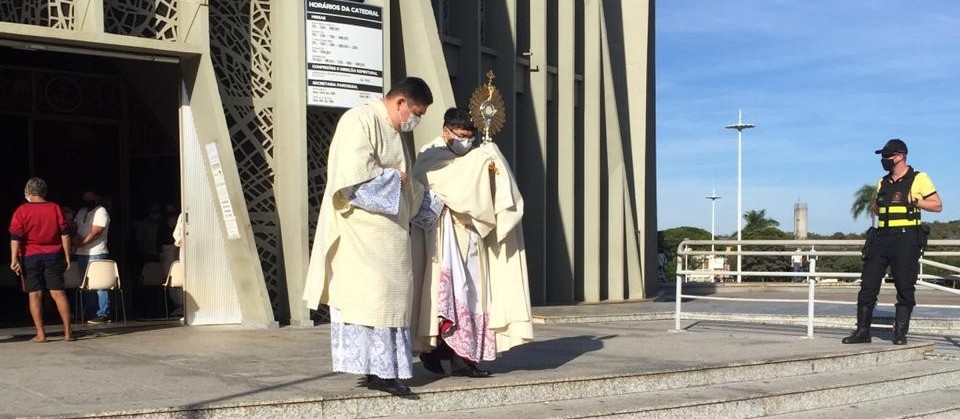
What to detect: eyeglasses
<box><xmin>444</xmin><ymin>125</ymin><xmax>475</xmax><ymax>138</ymax></box>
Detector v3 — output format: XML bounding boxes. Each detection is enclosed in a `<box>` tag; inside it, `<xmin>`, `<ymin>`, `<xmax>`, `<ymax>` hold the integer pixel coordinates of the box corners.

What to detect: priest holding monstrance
<box><xmin>411</xmin><ymin>72</ymin><xmax>533</xmax><ymax>378</ymax></box>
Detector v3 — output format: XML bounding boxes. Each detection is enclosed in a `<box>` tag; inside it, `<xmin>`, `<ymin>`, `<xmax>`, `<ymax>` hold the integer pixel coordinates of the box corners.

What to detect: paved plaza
<box><xmin>2</xmin><ymin>285</ymin><xmax>959</xmax><ymax>418</ymax></box>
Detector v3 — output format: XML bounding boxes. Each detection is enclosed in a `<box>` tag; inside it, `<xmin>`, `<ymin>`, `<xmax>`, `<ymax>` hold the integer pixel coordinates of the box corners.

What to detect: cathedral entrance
<box><xmin>0</xmin><ymin>46</ymin><xmax>181</xmax><ymax>327</ymax></box>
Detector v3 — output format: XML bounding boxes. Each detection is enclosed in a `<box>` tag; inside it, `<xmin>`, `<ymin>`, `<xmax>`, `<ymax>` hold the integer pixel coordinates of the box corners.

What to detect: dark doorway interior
<box><xmin>0</xmin><ymin>47</ymin><xmax>180</xmax><ymax>327</ymax></box>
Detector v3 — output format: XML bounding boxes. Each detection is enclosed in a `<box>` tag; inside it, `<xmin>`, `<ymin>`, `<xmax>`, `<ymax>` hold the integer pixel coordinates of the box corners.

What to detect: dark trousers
<box><xmin>858</xmin><ymin>229</ymin><xmax>922</xmax><ymax>309</ymax></box>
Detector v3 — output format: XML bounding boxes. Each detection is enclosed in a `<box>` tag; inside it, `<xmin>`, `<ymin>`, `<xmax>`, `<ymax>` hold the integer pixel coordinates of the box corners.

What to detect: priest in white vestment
<box><xmin>303</xmin><ymin>77</ymin><xmax>442</xmax><ymax>396</ymax></box>
<box><xmin>411</xmin><ymin>108</ymin><xmax>533</xmax><ymax>378</ymax></box>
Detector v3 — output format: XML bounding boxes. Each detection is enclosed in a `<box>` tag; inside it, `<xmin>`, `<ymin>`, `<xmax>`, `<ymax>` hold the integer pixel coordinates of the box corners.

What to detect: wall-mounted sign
<box><xmin>305</xmin><ymin>0</ymin><xmax>384</xmax><ymax>109</ymax></box>
<box><xmin>205</xmin><ymin>143</ymin><xmax>241</xmax><ymax>240</ymax></box>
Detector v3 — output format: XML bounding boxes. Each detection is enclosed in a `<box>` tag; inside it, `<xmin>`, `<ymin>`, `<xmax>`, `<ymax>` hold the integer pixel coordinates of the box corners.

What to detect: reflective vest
<box><xmin>876</xmin><ymin>168</ymin><xmax>921</xmax><ymax>228</ymax></box>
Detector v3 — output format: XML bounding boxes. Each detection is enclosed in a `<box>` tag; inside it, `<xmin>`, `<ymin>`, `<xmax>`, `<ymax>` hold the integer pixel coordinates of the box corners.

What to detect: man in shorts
<box><xmin>9</xmin><ymin>177</ymin><xmax>75</xmax><ymax>342</ymax></box>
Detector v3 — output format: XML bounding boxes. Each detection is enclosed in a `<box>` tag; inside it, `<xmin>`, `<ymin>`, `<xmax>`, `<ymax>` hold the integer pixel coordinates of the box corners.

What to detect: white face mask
<box><xmin>400</xmin><ymin>113</ymin><xmax>421</xmax><ymax>132</ymax></box>
<box><xmin>449</xmin><ymin>137</ymin><xmax>475</xmax><ymax>155</ymax></box>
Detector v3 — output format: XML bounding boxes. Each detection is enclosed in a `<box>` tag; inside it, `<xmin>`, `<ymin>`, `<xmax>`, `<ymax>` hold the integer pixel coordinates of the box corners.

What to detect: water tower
<box><xmin>794</xmin><ymin>202</ymin><xmax>808</xmax><ymax>239</ymax></box>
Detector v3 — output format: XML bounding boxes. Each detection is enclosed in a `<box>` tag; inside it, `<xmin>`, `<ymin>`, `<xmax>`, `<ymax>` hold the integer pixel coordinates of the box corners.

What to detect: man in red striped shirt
<box><xmin>9</xmin><ymin>178</ymin><xmax>74</xmax><ymax>342</ymax></box>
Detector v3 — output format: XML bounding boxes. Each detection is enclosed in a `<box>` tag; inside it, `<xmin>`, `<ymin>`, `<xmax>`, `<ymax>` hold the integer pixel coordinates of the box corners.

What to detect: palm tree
<box><xmin>743</xmin><ymin>209</ymin><xmax>780</xmax><ymax>231</ymax></box>
<box><xmin>851</xmin><ymin>184</ymin><xmax>876</xmax><ymax>227</ymax></box>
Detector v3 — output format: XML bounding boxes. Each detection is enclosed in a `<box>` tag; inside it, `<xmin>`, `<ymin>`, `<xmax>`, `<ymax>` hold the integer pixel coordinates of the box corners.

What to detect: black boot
<box><xmin>842</xmin><ymin>305</ymin><xmax>873</xmax><ymax>344</ymax></box>
<box><xmin>892</xmin><ymin>305</ymin><xmax>913</xmax><ymax>345</ymax></box>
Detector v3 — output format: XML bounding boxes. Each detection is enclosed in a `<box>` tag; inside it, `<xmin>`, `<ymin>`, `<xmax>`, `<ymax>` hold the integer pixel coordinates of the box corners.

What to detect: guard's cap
<box><xmin>875</xmin><ymin>138</ymin><xmax>908</xmax><ymax>155</ymax></box>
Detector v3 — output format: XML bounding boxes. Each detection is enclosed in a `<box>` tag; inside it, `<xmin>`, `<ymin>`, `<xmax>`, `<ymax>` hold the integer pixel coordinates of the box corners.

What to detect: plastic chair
<box><xmin>163</xmin><ymin>260</ymin><xmax>185</xmax><ymax>319</ymax></box>
<box><xmin>63</xmin><ymin>262</ymin><xmax>84</xmax><ymax>324</ymax></box>
<box><xmin>79</xmin><ymin>259</ymin><xmax>127</xmax><ymax>326</ymax></box>
<box><xmin>140</xmin><ymin>261</ymin><xmax>166</xmax><ymax>318</ymax></box>
<box><xmin>140</xmin><ymin>261</ymin><xmax>166</xmax><ymax>286</ymax></box>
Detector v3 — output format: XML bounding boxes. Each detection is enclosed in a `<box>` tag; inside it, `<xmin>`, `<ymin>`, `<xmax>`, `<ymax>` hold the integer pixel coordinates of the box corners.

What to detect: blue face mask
<box><xmin>881</xmin><ymin>156</ymin><xmax>896</xmax><ymax>171</ymax></box>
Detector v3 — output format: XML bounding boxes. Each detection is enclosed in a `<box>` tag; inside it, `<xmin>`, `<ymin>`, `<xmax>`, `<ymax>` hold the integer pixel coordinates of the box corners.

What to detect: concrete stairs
<box><xmin>325</xmin><ymin>343</ymin><xmax>960</xmax><ymax>418</ymax></box>
<box><xmin>766</xmin><ymin>386</ymin><xmax>960</xmax><ymax>418</ymax></box>
<box><xmin>403</xmin><ymin>356</ymin><xmax>960</xmax><ymax>418</ymax></box>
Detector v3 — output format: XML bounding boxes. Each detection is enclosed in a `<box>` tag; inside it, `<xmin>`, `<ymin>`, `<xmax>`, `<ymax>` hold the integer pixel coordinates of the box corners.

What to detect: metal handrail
<box><xmin>672</xmin><ymin>239</ymin><xmax>960</xmax><ymax>337</ymax></box>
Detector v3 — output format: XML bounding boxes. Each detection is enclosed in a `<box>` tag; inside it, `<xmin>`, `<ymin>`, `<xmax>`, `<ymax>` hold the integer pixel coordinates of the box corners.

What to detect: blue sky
<box><xmin>656</xmin><ymin>1</ymin><xmax>959</xmax><ymax>235</ymax></box>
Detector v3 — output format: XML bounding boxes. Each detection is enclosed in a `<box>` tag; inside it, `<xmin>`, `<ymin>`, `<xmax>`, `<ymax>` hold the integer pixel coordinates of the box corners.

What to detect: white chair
<box><xmin>79</xmin><ymin>259</ymin><xmax>127</xmax><ymax>326</ymax></box>
<box><xmin>163</xmin><ymin>260</ymin><xmax>185</xmax><ymax>319</ymax></box>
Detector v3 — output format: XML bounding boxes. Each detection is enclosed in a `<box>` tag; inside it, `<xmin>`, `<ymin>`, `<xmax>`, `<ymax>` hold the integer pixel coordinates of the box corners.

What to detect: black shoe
<box><xmin>86</xmin><ymin>316</ymin><xmax>108</xmax><ymax>324</ymax></box>
<box><xmin>419</xmin><ymin>352</ymin><xmax>446</xmax><ymax>375</ymax></box>
<box><xmin>842</xmin><ymin>329</ymin><xmax>872</xmax><ymax>344</ymax></box>
<box><xmin>451</xmin><ymin>364</ymin><xmax>492</xmax><ymax>378</ymax></box>
<box><xmin>365</xmin><ymin>376</ymin><xmax>412</xmax><ymax>396</ymax></box>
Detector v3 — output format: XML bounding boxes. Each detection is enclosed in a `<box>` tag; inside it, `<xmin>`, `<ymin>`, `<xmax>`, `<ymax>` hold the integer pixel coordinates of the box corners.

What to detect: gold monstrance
<box><xmin>468</xmin><ymin>70</ymin><xmax>506</xmax><ymax>143</ymax></box>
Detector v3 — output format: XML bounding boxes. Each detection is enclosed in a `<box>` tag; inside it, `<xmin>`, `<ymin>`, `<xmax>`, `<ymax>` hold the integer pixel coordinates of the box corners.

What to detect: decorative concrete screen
<box><xmin>0</xmin><ymin>0</ymin><xmax>75</xmax><ymax>29</ymax></box>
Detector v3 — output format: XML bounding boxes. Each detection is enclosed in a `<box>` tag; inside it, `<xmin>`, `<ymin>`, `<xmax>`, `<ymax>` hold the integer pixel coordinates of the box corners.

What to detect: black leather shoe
<box><xmin>419</xmin><ymin>352</ymin><xmax>446</xmax><ymax>375</ymax></box>
<box><xmin>366</xmin><ymin>376</ymin><xmax>413</xmax><ymax>396</ymax></box>
<box><xmin>451</xmin><ymin>365</ymin><xmax>492</xmax><ymax>378</ymax></box>
<box><xmin>841</xmin><ymin>329</ymin><xmax>872</xmax><ymax>344</ymax></box>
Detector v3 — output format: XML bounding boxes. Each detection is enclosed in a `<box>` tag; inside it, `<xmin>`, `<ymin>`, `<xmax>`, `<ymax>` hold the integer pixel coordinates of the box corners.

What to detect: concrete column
<box><xmin>181</xmin><ymin>2</ymin><xmax>276</xmax><ymax>327</ymax></box>
<box><xmin>397</xmin><ymin>1</ymin><xmax>456</xmax><ymax>149</ymax></box>
<box><xmin>556</xmin><ymin>0</ymin><xmax>576</xmax><ymax>302</ymax></box>
<box><xmin>272</xmin><ymin>0</ymin><xmax>310</xmax><ymax>326</ymax></box>
<box><xmin>528</xmin><ymin>0</ymin><xmax>548</xmax><ymax>304</ymax></box>
<box><xmin>620</xmin><ymin>0</ymin><xmax>658</xmax><ymax>298</ymax></box>
<box><xmin>74</xmin><ymin>0</ymin><xmax>104</xmax><ymax>33</ymax></box>
<box><xmin>581</xmin><ymin>0</ymin><xmax>601</xmax><ymax>303</ymax></box>
<box><xmin>449</xmin><ymin>0</ymin><xmax>481</xmax><ymax>102</ymax></box>
<box><xmin>486</xmin><ymin>0</ymin><xmax>517</xmax><ymax>166</ymax></box>
<box><xmin>600</xmin><ymin>7</ymin><xmax>625</xmax><ymax>301</ymax></box>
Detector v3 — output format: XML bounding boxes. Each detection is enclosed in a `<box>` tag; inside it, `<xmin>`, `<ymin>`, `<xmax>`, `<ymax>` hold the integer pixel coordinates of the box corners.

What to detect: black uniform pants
<box><xmin>858</xmin><ymin>228</ymin><xmax>922</xmax><ymax>309</ymax></box>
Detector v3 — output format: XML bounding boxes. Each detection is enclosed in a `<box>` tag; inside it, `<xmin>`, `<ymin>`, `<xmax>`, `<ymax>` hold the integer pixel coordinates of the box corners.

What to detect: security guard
<box><xmin>843</xmin><ymin>139</ymin><xmax>942</xmax><ymax>345</ymax></box>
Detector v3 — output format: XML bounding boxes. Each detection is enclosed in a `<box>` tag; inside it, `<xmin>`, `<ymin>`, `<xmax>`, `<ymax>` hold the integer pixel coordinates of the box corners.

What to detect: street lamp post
<box><xmin>725</xmin><ymin>110</ymin><xmax>754</xmax><ymax>283</ymax></box>
<box><xmin>705</xmin><ymin>189</ymin><xmax>722</xmax><ymax>252</ymax></box>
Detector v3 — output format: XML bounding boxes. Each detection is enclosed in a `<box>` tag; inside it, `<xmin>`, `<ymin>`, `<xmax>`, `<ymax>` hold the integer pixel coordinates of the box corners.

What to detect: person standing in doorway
<box><xmin>9</xmin><ymin>177</ymin><xmax>74</xmax><ymax>342</ymax></box>
<box><xmin>303</xmin><ymin>77</ymin><xmax>435</xmax><ymax>396</ymax></box>
<box><xmin>73</xmin><ymin>190</ymin><xmax>111</xmax><ymax>324</ymax></box>
<box><xmin>168</xmin><ymin>212</ymin><xmax>186</xmax><ymax>318</ymax></box>
<box><xmin>843</xmin><ymin>139</ymin><xmax>942</xmax><ymax>345</ymax></box>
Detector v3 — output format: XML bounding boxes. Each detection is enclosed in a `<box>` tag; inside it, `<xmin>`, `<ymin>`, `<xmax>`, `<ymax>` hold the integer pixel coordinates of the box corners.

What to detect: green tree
<box><xmin>851</xmin><ymin>183</ymin><xmax>876</xmax><ymax>227</ymax></box>
<box><xmin>741</xmin><ymin>227</ymin><xmax>790</xmax><ymax>281</ymax></box>
<box><xmin>743</xmin><ymin>209</ymin><xmax>780</xmax><ymax>231</ymax></box>
<box><xmin>658</xmin><ymin>226</ymin><xmax>712</xmax><ymax>281</ymax></box>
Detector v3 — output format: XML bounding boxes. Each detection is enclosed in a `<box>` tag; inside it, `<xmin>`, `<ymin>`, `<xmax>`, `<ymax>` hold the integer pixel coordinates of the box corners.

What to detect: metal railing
<box><xmin>673</xmin><ymin>239</ymin><xmax>960</xmax><ymax>337</ymax></box>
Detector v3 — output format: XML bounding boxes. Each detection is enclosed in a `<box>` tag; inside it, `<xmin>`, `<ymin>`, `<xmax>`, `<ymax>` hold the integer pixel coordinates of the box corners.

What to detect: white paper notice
<box><xmin>205</xmin><ymin>143</ymin><xmax>241</xmax><ymax>240</ymax></box>
<box><xmin>305</xmin><ymin>0</ymin><xmax>383</xmax><ymax>108</ymax></box>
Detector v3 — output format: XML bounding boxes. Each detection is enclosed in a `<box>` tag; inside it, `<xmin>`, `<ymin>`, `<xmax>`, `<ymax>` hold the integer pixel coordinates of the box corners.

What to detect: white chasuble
<box><xmin>412</xmin><ymin>138</ymin><xmax>533</xmax><ymax>359</ymax></box>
